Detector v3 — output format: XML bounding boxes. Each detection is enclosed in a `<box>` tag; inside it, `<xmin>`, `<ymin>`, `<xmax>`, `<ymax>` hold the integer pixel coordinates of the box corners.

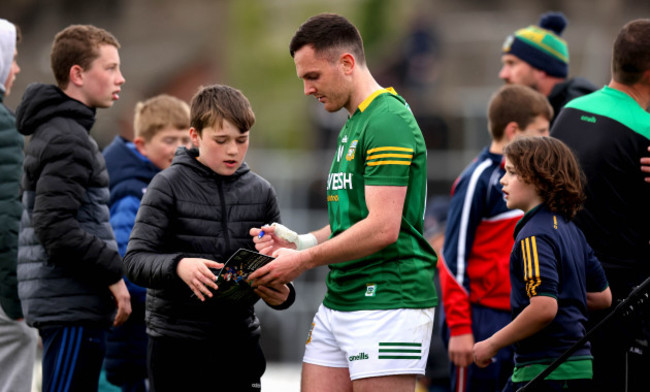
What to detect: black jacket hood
<box><xmin>16</xmin><ymin>83</ymin><xmax>96</xmax><ymax>136</ymax></box>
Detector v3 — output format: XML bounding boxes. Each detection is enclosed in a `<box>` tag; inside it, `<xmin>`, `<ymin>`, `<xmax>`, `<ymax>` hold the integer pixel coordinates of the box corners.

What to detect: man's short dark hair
<box><xmin>289</xmin><ymin>13</ymin><xmax>366</xmax><ymax>65</ymax></box>
<box><xmin>612</xmin><ymin>19</ymin><xmax>650</xmax><ymax>85</ymax></box>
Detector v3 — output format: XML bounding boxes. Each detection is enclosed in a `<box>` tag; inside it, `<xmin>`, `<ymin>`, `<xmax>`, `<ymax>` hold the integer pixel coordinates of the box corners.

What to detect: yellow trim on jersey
<box><xmin>367</xmin><ymin>160</ymin><xmax>412</xmax><ymax>166</ymax></box>
<box><xmin>368</xmin><ymin>146</ymin><xmax>413</xmax><ymax>154</ymax></box>
<box><xmin>522</xmin><ymin>236</ymin><xmax>542</xmax><ymax>297</ymax></box>
<box><xmin>367</xmin><ymin>153</ymin><xmax>413</xmax><ymax>160</ymax></box>
<box><xmin>358</xmin><ymin>87</ymin><xmax>397</xmax><ymax>112</ymax></box>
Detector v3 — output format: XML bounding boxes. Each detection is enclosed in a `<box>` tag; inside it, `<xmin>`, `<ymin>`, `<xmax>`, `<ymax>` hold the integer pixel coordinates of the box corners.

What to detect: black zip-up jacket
<box><xmin>15</xmin><ymin>83</ymin><xmax>122</xmax><ymax>328</ymax></box>
<box><xmin>124</xmin><ymin>147</ymin><xmax>290</xmax><ymax>341</ymax></box>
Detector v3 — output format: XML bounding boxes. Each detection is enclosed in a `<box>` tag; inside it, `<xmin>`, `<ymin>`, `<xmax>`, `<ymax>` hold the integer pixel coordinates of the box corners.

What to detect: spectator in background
<box><xmin>15</xmin><ymin>24</ymin><xmax>131</xmax><ymax>391</ymax></box>
<box><xmin>551</xmin><ymin>18</ymin><xmax>650</xmax><ymax>392</ymax></box>
<box><xmin>439</xmin><ymin>85</ymin><xmax>552</xmax><ymax>392</ymax></box>
<box><xmin>473</xmin><ymin>136</ymin><xmax>611</xmax><ymax>392</ymax></box>
<box><xmin>0</xmin><ymin>18</ymin><xmax>38</xmax><ymax>392</ymax></box>
<box><xmin>102</xmin><ymin>94</ymin><xmax>191</xmax><ymax>392</ymax></box>
<box><xmin>499</xmin><ymin>11</ymin><xmax>597</xmax><ymax>123</ymax></box>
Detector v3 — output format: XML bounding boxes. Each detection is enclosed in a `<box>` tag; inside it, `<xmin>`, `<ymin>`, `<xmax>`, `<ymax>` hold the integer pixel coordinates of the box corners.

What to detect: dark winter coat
<box><xmin>16</xmin><ymin>83</ymin><xmax>122</xmax><ymax>328</ymax></box>
<box><xmin>124</xmin><ymin>147</ymin><xmax>286</xmax><ymax>341</ymax></box>
<box><xmin>0</xmin><ymin>91</ymin><xmax>25</xmax><ymax>320</ymax></box>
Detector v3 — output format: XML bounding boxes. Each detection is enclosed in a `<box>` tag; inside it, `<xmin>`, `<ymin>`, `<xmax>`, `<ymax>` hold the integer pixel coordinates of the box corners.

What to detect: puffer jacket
<box><xmin>0</xmin><ymin>92</ymin><xmax>24</xmax><ymax>320</ymax></box>
<box><xmin>16</xmin><ymin>83</ymin><xmax>122</xmax><ymax>328</ymax></box>
<box><xmin>124</xmin><ymin>147</ymin><xmax>284</xmax><ymax>341</ymax></box>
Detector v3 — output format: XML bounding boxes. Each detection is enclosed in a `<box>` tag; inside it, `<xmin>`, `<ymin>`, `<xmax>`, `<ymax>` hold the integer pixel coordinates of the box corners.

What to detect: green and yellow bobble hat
<box><xmin>502</xmin><ymin>12</ymin><xmax>570</xmax><ymax>78</ymax></box>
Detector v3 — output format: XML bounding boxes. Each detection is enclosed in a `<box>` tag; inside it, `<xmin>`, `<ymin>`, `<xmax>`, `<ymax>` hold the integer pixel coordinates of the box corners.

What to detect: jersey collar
<box><xmin>358</xmin><ymin>87</ymin><xmax>397</xmax><ymax>113</ymax></box>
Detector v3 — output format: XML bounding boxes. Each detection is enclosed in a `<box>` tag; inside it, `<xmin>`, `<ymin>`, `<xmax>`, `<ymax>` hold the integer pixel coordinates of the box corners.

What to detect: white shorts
<box><xmin>303</xmin><ymin>304</ymin><xmax>435</xmax><ymax>381</ymax></box>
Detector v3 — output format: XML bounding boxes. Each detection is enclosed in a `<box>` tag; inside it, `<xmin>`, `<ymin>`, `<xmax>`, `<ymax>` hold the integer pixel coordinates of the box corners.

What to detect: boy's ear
<box><xmin>189</xmin><ymin>127</ymin><xmax>200</xmax><ymax>146</ymax></box>
<box><xmin>504</xmin><ymin>121</ymin><xmax>519</xmax><ymax>142</ymax></box>
<box><xmin>133</xmin><ymin>136</ymin><xmax>147</xmax><ymax>156</ymax></box>
<box><xmin>68</xmin><ymin>65</ymin><xmax>85</xmax><ymax>87</ymax></box>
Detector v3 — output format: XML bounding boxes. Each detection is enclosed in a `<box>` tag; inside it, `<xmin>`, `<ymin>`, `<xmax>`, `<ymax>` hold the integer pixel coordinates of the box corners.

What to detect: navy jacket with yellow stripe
<box><xmin>510</xmin><ymin>204</ymin><xmax>608</xmax><ymax>365</ymax></box>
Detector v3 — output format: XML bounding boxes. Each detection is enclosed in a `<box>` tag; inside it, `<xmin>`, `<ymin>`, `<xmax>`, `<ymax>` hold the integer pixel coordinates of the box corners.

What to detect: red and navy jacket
<box><xmin>510</xmin><ymin>204</ymin><xmax>609</xmax><ymax>364</ymax></box>
<box><xmin>440</xmin><ymin>147</ymin><xmax>522</xmax><ymax>336</ymax></box>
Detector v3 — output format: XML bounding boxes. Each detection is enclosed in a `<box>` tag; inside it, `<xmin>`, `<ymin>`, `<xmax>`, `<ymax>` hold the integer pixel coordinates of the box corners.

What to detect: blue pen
<box><xmin>258</xmin><ymin>230</ymin><xmax>265</xmax><ymax>239</ymax></box>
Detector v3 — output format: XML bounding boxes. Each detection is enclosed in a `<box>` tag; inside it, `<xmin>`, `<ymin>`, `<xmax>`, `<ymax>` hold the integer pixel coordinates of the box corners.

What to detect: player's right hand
<box><xmin>250</xmin><ymin>223</ymin><xmax>297</xmax><ymax>256</ymax></box>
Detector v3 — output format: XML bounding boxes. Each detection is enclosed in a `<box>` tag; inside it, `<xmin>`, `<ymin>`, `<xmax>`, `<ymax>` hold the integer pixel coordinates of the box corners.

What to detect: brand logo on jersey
<box><xmin>365</xmin><ymin>283</ymin><xmax>377</xmax><ymax>297</ymax></box>
<box><xmin>580</xmin><ymin>115</ymin><xmax>596</xmax><ymax>123</ymax></box>
<box><xmin>337</xmin><ymin>145</ymin><xmax>345</xmax><ymax>162</ymax></box>
<box><xmin>327</xmin><ymin>172</ymin><xmax>353</xmax><ymax>190</ymax></box>
<box><xmin>342</xmin><ymin>135</ymin><xmax>348</xmax><ymax>143</ymax></box>
<box><xmin>349</xmin><ymin>352</ymin><xmax>369</xmax><ymax>361</ymax></box>
<box><xmin>346</xmin><ymin>140</ymin><xmax>358</xmax><ymax>161</ymax></box>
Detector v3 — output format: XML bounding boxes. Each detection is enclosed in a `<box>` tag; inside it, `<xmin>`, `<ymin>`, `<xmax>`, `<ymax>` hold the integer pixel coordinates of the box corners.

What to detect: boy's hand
<box><xmin>448</xmin><ymin>333</ymin><xmax>475</xmax><ymax>367</ymax></box>
<box><xmin>473</xmin><ymin>338</ymin><xmax>497</xmax><ymax>368</ymax></box>
<box><xmin>250</xmin><ymin>224</ymin><xmax>296</xmax><ymax>256</ymax></box>
<box><xmin>177</xmin><ymin>258</ymin><xmax>223</xmax><ymax>301</ymax></box>
<box><xmin>255</xmin><ymin>282</ymin><xmax>290</xmax><ymax>306</ymax></box>
<box><xmin>109</xmin><ymin>279</ymin><xmax>132</xmax><ymax>327</ymax></box>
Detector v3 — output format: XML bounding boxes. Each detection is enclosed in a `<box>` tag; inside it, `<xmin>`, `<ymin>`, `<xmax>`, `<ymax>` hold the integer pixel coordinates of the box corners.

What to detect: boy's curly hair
<box><xmin>503</xmin><ymin>136</ymin><xmax>585</xmax><ymax>219</ymax></box>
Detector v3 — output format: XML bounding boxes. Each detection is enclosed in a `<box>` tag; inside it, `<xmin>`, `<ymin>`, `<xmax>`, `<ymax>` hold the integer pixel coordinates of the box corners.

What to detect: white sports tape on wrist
<box><xmin>271</xmin><ymin>223</ymin><xmax>317</xmax><ymax>250</ymax></box>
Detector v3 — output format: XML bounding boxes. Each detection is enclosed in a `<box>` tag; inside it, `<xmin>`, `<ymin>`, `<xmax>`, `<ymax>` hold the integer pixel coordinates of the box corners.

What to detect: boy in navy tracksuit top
<box><xmin>439</xmin><ymin>85</ymin><xmax>553</xmax><ymax>391</ymax></box>
<box><xmin>473</xmin><ymin>137</ymin><xmax>611</xmax><ymax>392</ymax></box>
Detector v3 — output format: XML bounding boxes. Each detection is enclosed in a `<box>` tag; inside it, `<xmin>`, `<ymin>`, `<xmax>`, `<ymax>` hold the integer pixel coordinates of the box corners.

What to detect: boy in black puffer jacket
<box><xmin>124</xmin><ymin>84</ymin><xmax>295</xmax><ymax>392</ymax></box>
<box><xmin>16</xmin><ymin>24</ymin><xmax>131</xmax><ymax>392</ymax></box>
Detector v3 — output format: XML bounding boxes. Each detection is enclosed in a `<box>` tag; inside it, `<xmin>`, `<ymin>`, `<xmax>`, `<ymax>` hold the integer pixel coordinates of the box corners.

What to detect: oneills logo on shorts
<box><xmin>349</xmin><ymin>352</ymin><xmax>369</xmax><ymax>361</ymax></box>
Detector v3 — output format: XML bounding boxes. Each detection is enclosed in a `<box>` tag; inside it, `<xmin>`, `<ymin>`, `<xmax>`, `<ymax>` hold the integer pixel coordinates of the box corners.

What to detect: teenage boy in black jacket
<box><xmin>16</xmin><ymin>24</ymin><xmax>130</xmax><ymax>391</ymax></box>
<box><xmin>124</xmin><ymin>84</ymin><xmax>295</xmax><ymax>392</ymax></box>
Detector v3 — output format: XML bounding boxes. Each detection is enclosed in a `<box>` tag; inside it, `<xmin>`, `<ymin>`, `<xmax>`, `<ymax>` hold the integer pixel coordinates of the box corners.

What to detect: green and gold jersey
<box><xmin>323</xmin><ymin>88</ymin><xmax>438</xmax><ymax>311</ymax></box>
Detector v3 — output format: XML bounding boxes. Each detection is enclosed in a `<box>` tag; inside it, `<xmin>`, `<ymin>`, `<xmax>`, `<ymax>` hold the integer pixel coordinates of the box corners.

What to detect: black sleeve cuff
<box><xmin>268</xmin><ymin>282</ymin><xmax>296</xmax><ymax>310</ymax></box>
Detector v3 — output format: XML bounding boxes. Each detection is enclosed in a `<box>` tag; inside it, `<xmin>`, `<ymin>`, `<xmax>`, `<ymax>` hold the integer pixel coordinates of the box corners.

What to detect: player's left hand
<box><xmin>247</xmin><ymin>248</ymin><xmax>305</xmax><ymax>287</ymax></box>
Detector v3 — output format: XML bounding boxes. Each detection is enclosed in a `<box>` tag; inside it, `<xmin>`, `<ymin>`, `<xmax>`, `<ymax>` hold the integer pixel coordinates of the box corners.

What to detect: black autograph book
<box><xmin>211</xmin><ymin>248</ymin><xmax>275</xmax><ymax>305</ymax></box>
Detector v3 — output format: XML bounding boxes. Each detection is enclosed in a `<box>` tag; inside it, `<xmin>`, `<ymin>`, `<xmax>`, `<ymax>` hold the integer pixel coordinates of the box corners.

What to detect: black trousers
<box><xmin>147</xmin><ymin>333</ymin><xmax>266</xmax><ymax>392</ymax></box>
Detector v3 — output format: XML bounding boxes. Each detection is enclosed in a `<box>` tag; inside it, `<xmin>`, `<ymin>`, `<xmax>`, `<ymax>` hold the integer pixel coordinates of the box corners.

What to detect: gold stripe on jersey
<box><xmin>368</xmin><ymin>146</ymin><xmax>414</xmax><ymax>154</ymax></box>
<box><xmin>367</xmin><ymin>160</ymin><xmax>412</xmax><ymax>166</ymax></box>
<box><xmin>530</xmin><ymin>236</ymin><xmax>541</xmax><ymax>295</ymax></box>
<box><xmin>367</xmin><ymin>153</ymin><xmax>413</xmax><ymax>160</ymax></box>
<box><xmin>367</xmin><ymin>147</ymin><xmax>414</xmax><ymax>166</ymax></box>
<box><xmin>522</xmin><ymin>236</ymin><xmax>541</xmax><ymax>297</ymax></box>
